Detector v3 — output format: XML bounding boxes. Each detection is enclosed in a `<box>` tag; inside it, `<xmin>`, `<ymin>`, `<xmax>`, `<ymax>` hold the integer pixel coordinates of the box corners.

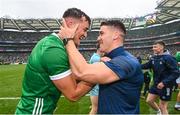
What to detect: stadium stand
<box><xmin>0</xmin><ymin>0</ymin><xmax>179</xmax><ymax>64</ymax></box>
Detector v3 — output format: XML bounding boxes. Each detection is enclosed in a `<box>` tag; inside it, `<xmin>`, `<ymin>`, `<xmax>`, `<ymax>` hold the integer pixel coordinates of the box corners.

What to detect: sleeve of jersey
<box><xmin>104</xmin><ymin>57</ymin><xmax>135</xmax><ymax>79</ymax></box>
<box><xmin>141</xmin><ymin>59</ymin><xmax>152</xmax><ymax>69</ymax></box>
<box><xmin>42</xmin><ymin>47</ymin><xmax>72</xmax><ymax>80</ymax></box>
<box><xmin>162</xmin><ymin>56</ymin><xmax>179</xmax><ymax>86</ymax></box>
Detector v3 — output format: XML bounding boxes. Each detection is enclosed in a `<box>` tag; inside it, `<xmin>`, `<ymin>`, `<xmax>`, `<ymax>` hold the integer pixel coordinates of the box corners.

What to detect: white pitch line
<box><xmin>0</xmin><ymin>97</ymin><xmax>20</xmax><ymax>100</ymax></box>
<box><xmin>0</xmin><ymin>94</ymin><xmax>90</xmax><ymax>100</ymax></box>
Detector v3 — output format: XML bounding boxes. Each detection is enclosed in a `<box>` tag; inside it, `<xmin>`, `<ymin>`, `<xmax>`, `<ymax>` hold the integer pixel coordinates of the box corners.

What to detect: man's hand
<box><xmin>101</xmin><ymin>56</ymin><xmax>111</xmax><ymax>62</ymax></box>
<box><xmin>58</xmin><ymin>18</ymin><xmax>79</xmax><ymax>39</ymax></box>
<box><xmin>157</xmin><ymin>82</ymin><xmax>165</xmax><ymax>89</ymax></box>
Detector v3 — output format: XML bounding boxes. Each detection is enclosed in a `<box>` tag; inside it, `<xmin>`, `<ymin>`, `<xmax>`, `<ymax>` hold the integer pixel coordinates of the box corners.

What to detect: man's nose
<box><xmin>97</xmin><ymin>36</ymin><xmax>101</xmax><ymax>41</ymax></box>
<box><xmin>84</xmin><ymin>32</ymin><xmax>87</xmax><ymax>38</ymax></box>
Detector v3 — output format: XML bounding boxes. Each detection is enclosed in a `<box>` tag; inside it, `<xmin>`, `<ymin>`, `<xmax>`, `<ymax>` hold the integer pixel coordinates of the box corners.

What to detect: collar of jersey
<box><xmin>51</xmin><ymin>33</ymin><xmax>64</xmax><ymax>45</ymax></box>
<box><xmin>106</xmin><ymin>46</ymin><xmax>125</xmax><ymax>58</ymax></box>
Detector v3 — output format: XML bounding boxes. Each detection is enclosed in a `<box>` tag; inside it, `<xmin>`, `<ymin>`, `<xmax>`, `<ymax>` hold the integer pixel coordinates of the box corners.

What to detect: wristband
<box><xmin>63</xmin><ymin>38</ymin><xmax>73</xmax><ymax>45</ymax></box>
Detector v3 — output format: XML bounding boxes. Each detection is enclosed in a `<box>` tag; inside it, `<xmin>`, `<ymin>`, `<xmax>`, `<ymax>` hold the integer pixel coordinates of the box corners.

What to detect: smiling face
<box><xmin>73</xmin><ymin>16</ymin><xmax>89</xmax><ymax>47</ymax></box>
<box><xmin>97</xmin><ymin>25</ymin><xmax>115</xmax><ymax>53</ymax></box>
<box><xmin>152</xmin><ymin>43</ymin><xmax>164</xmax><ymax>55</ymax></box>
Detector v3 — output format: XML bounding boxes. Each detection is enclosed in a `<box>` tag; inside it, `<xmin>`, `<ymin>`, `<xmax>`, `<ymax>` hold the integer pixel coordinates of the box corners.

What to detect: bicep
<box><xmin>42</xmin><ymin>47</ymin><xmax>78</xmax><ymax>98</ymax></box>
<box><xmin>80</xmin><ymin>62</ymin><xmax>119</xmax><ymax>84</ymax></box>
<box><xmin>52</xmin><ymin>73</ymin><xmax>76</xmax><ymax>98</ymax></box>
<box><xmin>52</xmin><ymin>73</ymin><xmax>93</xmax><ymax>101</ymax></box>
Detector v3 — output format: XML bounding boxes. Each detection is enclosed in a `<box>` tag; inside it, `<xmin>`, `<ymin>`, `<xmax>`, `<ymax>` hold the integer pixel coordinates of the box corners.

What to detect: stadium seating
<box><xmin>0</xmin><ymin>20</ymin><xmax>179</xmax><ymax>64</ymax></box>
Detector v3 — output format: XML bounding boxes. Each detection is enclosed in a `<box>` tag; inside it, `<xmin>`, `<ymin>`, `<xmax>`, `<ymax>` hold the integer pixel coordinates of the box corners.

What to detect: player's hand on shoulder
<box><xmin>101</xmin><ymin>56</ymin><xmax>111</xmax><ymax>62</ymax></box>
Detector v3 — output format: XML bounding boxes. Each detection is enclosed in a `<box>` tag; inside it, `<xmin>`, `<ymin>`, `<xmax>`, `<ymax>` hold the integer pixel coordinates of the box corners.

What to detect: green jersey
<box><xmin>175</xmin><ymin>51</ymin><xmax>180</xmax><ymax>69</ymax></box>
<box><xmin>15</xmin><ymin>33</ymin><xmax>71</xmax><ymax>114</ymax></box>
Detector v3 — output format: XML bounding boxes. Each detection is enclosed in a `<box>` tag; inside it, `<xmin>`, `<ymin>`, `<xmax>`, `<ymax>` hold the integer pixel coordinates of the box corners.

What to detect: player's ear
<box><xmin>62</xmin><ymin>18</ymin><xmax>74</xmax><ymax>28</ymax></box>
<box><xmin>62</xmin><ymin>18</ymin><xmax>68</xmax><ymax>28</ymax></box>
<box><xmin>113</xmin><ymin>31</ymin><xmax>119</xmax><ymax>40</ymax></box>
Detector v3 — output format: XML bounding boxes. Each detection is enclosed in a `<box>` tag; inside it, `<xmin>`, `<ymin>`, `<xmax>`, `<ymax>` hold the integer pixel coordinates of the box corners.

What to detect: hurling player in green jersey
<box><xmin>15</xmin><ymin>8</ymin><xmax>93</xmax><ymax>114</ymax></box>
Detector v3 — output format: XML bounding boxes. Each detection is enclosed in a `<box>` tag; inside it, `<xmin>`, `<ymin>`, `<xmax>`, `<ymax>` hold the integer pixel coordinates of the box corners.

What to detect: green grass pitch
<box><xmin>0</xmin><ymin>64</ymin><xmax>179</xmax><ymax>114</ymax></box>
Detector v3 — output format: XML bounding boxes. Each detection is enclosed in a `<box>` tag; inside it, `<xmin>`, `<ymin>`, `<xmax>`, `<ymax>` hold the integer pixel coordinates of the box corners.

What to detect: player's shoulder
<box><xmin>162</xmin><ymin>54</ymin><xmax>175</xmax><ymax>61</ymax></box>
<box><xmin>112</xmin><ymin>55</ymin><xmax>138</xmax><ymax>69</ymax></box>
<box><xmin>39</xmin><ymin>34</ymin><xmax>65</xmax><ymax>52</ymax></box>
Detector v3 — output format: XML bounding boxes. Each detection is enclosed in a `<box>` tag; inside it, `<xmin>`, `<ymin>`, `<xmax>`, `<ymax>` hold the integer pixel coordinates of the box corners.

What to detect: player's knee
<box><xmin>146</xmin><ymin>98</ymin><xmax>153</xmax><ymax>104</ymax></box>
<box><xmin>159</xmin><ymin>103</ymin><xmax>167</xmax><ymax>110</ymax></box>
<box><xmin>178</xmin><ymin>83</ymin><xmax>180</xmax><ymax>88</ymax></box>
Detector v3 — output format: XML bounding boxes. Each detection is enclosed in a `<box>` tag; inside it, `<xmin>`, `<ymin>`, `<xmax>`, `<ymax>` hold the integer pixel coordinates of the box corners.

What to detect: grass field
<box><xmin>0</xmin><ymin>64</ymin><xmax>179</xmax><ymax>114</ymax></box>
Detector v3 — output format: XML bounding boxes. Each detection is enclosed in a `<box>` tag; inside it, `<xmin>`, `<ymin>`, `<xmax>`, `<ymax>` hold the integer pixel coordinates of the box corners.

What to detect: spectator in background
<box><xmin>136</xmin><ymin>54</ymin><xmax>142</xmax><ymax>64</ymax></box>
<box><xmin>89</xmin><ymin>45</ymin><xmax>104</xmax><ymax>114</ymax></box>
<box><xmin>174</xmin><ymin>51</ymin><xmax>180</xmax><ymax>111</ymax></box>
<box><xmin>142</xmin><ymin>40</ymin><xmax>179</xmax><ymax>114</ymax></box>
<box><xmin>61</xmin><ymin>20</ymin><xmax>144</xmax><ymax>114</ymax></box>
<box><xmin>142</xmin><ymin>70</ymin><xmax>152</xmax><ymax>98</ymax></box>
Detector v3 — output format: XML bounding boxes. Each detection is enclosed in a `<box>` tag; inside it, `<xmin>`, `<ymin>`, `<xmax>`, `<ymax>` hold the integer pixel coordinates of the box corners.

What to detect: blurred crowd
<box><xmin>0</xmin><ymin>20</ymin><xmax>179</xmax><ymax>64</ymax></box>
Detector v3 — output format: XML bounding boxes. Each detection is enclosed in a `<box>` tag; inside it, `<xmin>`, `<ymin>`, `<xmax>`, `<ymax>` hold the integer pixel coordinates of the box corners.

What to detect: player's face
<box><xmin>97</xmin><ymin>26</ymin><xmax>114</xmax><ymax>53</ymax></box>
<box><xmin>73</xmin><ymin>17</ymin><xmax>89</xmax><ymax>47</ymax></box>
<box><xmin>152</xmin><ymin>44</ymin><xmax>164</xmax><ymax>54</ymax></box>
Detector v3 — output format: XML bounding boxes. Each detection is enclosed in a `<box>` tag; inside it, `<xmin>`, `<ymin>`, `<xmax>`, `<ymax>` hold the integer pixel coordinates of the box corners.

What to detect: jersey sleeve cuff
<box><xmin>50</xmin><ymin>69</ymin><xmax>72</xmax><ymax>80</ymax></box>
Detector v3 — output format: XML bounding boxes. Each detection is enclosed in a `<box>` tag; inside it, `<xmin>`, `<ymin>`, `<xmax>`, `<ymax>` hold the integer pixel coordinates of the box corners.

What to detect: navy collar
<box><xmin>106</xmin><ymin>46</ymin><xmax>125</xmax><ymax>58</ymax></box>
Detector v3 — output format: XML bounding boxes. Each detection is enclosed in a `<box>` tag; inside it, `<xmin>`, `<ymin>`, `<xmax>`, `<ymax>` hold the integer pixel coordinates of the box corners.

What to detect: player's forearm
<box><xmin>66</xmin><ymin>40</ymin><xmax>89</xmax><ymax>78</ymax></box>
<box><xmin>72</xmin><ymin>81</ymin><xmax>93</xmax><ymax>101</ymax></box>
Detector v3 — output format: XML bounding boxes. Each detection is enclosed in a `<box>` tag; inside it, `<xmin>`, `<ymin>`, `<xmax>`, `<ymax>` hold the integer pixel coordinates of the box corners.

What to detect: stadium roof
<box><xmin>155</xmin><ymin>0</ymin><xmax>180</xmax><ymax>23</ymax></box>
<box><xmin>0</xmin><ymin>0</ymin><xmax>179</xmax><ymax>32</ymax></box>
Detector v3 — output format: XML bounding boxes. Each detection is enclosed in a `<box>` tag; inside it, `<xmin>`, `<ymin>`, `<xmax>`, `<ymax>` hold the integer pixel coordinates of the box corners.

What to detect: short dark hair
<box><xmin>63</xmin><ymin>8</ymin><xmax>91</xmax><ymax>25</ymax></box>
<box><xmin>100</xmin><ymin>20</ymin><xmax>126</xmax><ymax>34</ymax></box>
<box><xmin>154</xmin><ymin>40</ymin><xmax>166</xmax><ymax>48</ymax></box>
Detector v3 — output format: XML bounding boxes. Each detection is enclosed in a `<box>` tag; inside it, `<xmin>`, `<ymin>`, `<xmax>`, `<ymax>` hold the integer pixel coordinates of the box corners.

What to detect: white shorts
<box><xmin>176</xmin><ymin>76</ymin><xmax>180</xmax><ymax>84</ymax></box>
<box><xmin>89</xmin><ymin>84</ymin><xmax>99</xmax><ymax>96</ymax></box>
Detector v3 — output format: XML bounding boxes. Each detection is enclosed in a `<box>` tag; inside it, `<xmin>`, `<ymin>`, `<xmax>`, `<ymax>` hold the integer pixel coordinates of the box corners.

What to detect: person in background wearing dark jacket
<box><xmin>142</xmin><ymin>70</ymin><xmax>152</xmax><ymax>97</ymax></box>
<box><xmin>142</xmin><ymin>40</ymin><xmax>179</xmax><ymax>115</ymax></box>
<box><xmin>136</xmin><ymin>54</ymin><xmax>142</xmax><ymax>64</ymax></box>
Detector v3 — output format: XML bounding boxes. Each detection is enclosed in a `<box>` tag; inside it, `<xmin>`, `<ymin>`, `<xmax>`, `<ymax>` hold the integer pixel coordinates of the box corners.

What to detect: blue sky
<box><xmin>0</xmin><ymin>0</ymin><xmax>158</xmax><ymax>19</ymax></box>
